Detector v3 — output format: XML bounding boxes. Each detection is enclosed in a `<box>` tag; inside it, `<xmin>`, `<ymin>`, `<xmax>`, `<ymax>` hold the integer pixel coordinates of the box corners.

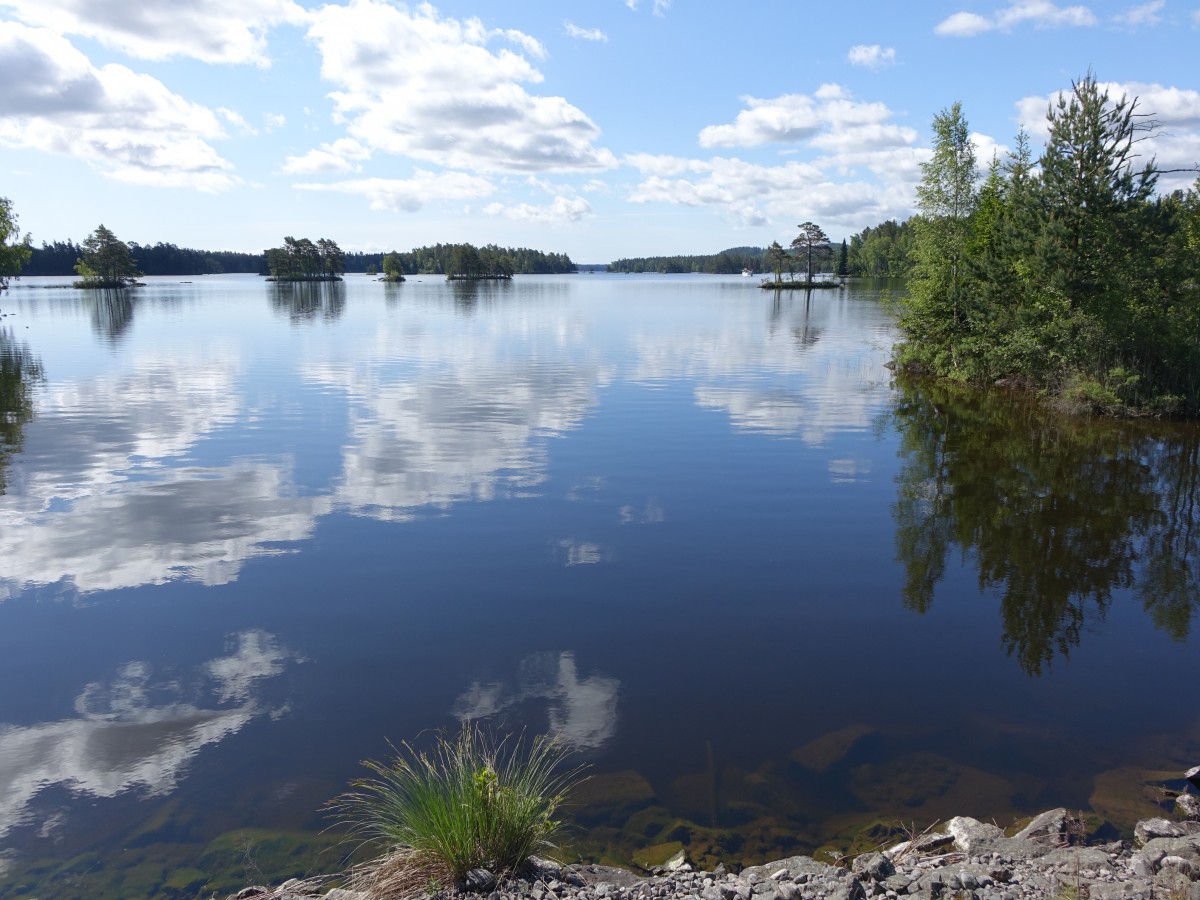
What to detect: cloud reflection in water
<box><xmin>0</xmin><ymin>630</ymin><xmax>299</xmax><ymax>840</ymax></box>
<box><xmin>452</xmin><ymin>651</ymin><xmax>619</xmax><ymax>751</ymax></box>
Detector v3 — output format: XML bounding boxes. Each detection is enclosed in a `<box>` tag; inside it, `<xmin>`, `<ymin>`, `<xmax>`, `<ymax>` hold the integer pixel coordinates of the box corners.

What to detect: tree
<box><xmin>382</xmin><ymin>252</ymin><xmax>405</xmax><ymax>281</ymax></box>
<box><xmin>835</xmin><ymin>239</ymin><xmax>848</xmax><ymax>277</ymax></box>
<box><xmin>0</xmin><ymin>197</ymin><xmax>32</xmax><ymax>293</ymax></box>
<box><xmin>790</xmin><ymin>222</ymin><xmax>830</xmax><ymax>282</ymax></box>
<box><xmin>897</xmin><ymin>102</ymin><xmax>980</xmax><ymax>375</ymax></box>
<box><xmin>766</xmin><ymin>241</ymin><xmax>787</xmax><ymax>283</ymax></box>
<box><xmin>75</xmin><ymin>224</ymin><xmax>141</xmax><ymax>288</ymax></box>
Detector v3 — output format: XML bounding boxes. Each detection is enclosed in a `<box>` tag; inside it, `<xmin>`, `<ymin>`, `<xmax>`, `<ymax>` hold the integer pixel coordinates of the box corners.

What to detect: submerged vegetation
<box><xmin>896</xmin><ymin>74</ymin><xmax>1200</xmax><ymax>416</ymax></box>
<box><xmin>332</xmin><ymin>724</ymin><xmax>585</xmax><ymax>896</ymax></box>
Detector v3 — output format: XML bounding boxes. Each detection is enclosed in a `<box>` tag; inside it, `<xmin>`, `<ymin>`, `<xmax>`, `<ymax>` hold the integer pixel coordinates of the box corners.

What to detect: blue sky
<box><xmin>1</xmin><ymin>0</ymin><xmax>1198</xmax><ymax>262</ymax></box>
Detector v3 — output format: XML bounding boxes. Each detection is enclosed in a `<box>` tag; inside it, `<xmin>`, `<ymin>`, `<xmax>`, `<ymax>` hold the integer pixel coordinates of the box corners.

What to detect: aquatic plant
<box><xmin>332</xmin><ymin>723</ymin><xmax>585</xmax><ymax>897</ymax></box>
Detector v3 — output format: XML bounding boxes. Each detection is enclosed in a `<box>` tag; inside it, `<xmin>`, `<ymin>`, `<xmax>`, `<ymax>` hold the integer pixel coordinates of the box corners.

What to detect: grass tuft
<box><xmin>331</xmin><ymin>723</ymin><xmax>585</xmax><ymax>897</ymax></box>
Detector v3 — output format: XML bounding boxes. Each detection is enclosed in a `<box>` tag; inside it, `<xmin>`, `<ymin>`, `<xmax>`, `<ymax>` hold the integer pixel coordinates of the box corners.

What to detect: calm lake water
<box><xmin>0</xmin><ymin>273</ymin><xmax>1197</xmax><ymax>898</ymax></box>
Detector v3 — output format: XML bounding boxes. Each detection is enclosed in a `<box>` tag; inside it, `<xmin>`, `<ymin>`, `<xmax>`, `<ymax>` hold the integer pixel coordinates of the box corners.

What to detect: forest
<box><xmin>896</xmin><ymin>74</ymin><xmax>1200</xmax><ymax>416</ymax></box>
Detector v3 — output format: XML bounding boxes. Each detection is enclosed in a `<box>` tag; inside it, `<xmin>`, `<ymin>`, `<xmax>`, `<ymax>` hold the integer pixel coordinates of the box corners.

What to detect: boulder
<box><xmin>1187</xmin><ymin>766</ymin><xmax>1200</xmax><ymax>791</ymax></box>
<box><xmin>1180</xmin><ymin>794</ymin><xmax>1200</xmax><ymax>821</ymax></box>
<box><xmin>850</xmin><ymin>852</ymin><xmax>894</xmax><ymax>882</ymax></box>
<box><xmin>1012</xmin><ymin>807</ymin><xmax>1070</xmax><ymax>845</ymax></box>
<box><xmin>946</xmin><ymin>816</ymin><xmax>1004</xmax><ymax>854</ymax></box>
<box><xmin>1136</xmin><ymin>818</ymin><xmax>1200</xmax><ymax>846</ymax></box>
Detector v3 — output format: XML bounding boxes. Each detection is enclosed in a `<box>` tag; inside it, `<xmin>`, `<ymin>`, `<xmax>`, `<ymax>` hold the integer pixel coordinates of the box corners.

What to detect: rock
<box><xmin>789</xmin><ymin>725</ymin><xmax>874</xmax><ymax>773</ymax></box>
<box><xmin>236</xmin><ymin>889</ymin><xmax>271</xmax><ymax>899</ymax></box>
<box><xmin>850</xmin><ymin>852</ymin><xmax>894</xmax><ymax>882</ymax></box>
<box><xmin>1012</xmin><ymin>808</ymin><xmax>1070</xmax><ymax>845</ymax></box>
<box><xmin>1161</xmin><ymin>855</ymin><xmax>1197</xmax><ymax>880</ymax></box>
<box><xmin>1179</xmin><ymin>794</ymin><xmax>1200</xmax><ymax>821</ymax></box>
<box><xmin>1136</xmin><ymin>818</ymin><xmax>1200</xmax><ymax>846</ymax></box>
<box><xmin>883</xmin><ymin>830</ymin><xmax>955</xmax><ymax>859</ymax></box>
<box><xmin>947</xmin><ymin>816</ymin><xmax>1004</xmax><ymax>854</ymax></box>
<box><xmin>324</xmin><ymin>891</ymin><xmax>367</xmax><ymax>900</ymax></box>
<box><xmin>466</xmin><ymin>868</ymin><xmax>497</xmax><ymax>891</ymax></box>
<box><xmin>826</xmin><ymin>880</ymin><xmax>866</xmax><ymax>900</ymax></box>
<box><xmin>1187</xmin><ymin>766</ymin><xmax>1200</xmax><ymax>791</ymax></box>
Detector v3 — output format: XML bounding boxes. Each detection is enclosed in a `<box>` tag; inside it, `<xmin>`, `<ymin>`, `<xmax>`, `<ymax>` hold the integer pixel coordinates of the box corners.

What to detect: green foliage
<box><xmin>382</xmin><ymin>252</ymin><xmax>405</xmax><ymax>281</ymax></box>
<box><xmin>0</xmin><ymin>197</ymin><xmax>31</xmax><ymax>292</ymax></box>
<box><xmin>368</xmin><ymin>244</ymin><xmax>573</xmax><ymax>276</ymax></box>
<box><xmin>894</xmin><ymin>76</ymin><xmax>1200</xmax><ymax>415</ymax></box>
<box><xmin>790</xmin><ymin>222</ymin><xmax>831</xmax><ymax>282</ymax></box>
<box><xmin>332</xmin><ymin>724</ymin><xmax>585</xmax><ymax>887</ymax></box>
<box><xmin>846</xmin><ymin>220</ymin><xmax>914</xmax><ymax>277</ymax></box>
<box><xmin>74</xmin><ymin>224</ymin><xmax>141</xmax><ymax>288</ymax></box>
<box><xmin>608</xmin><ymin>247</ymin><xmax>765</xmax><ymax>274</ymax></box>
<box><xmin>266</xmin><ymin>236</ymin><xmax>345</xmax><ymax>281</ymax></box>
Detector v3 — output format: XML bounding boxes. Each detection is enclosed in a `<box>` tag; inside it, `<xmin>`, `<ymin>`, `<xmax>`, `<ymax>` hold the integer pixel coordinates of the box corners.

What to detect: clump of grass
<box><xmin>332</xmin><ymin>723</ymin><xmax>585</xmax><ymax>898</ymax></box>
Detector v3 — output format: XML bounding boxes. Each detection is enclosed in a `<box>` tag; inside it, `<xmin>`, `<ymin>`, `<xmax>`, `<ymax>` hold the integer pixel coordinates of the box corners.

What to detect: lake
<box><xmin>0</xmin><ymin>273</ymin><xmax>1197</xmax><ymax>898</ymax></box>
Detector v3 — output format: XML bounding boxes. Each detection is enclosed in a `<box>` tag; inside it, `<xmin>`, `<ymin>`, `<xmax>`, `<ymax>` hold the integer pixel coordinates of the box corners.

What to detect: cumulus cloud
<box><xmin>564</xmin><ymin>20</ymin><xmax>607</xmax><ymax>41</ymax></box>
<box><xmin>484</xmin><ymin>195</ymin><xmax>592</xmax><ymax>223</ymax></box>
<box><xmin>1113</xmin><ymin>0</ymin><xmax>1164</xmax><ymax>26</ymax></box>
<box><xmin>631</xmin><ymin>86</ymin><xmax>929</xmax><ymax>230</ymax></box>
<box><xmin>300</xmin><ymin>0</ymin><xmax>616</xmax><ymax>175</ymax></box>
<box><xmin>282</xmin><ymin>137</ymin><xmax>370</xmax><ymax>174</ymax></box>
<box><xmin>0</xmin><ymin>0</ymin><xmax>307</xmax><ymax>65</ymax></box>
<box><xmin>0</xmin><ymin>22</ymin><xmax>236</xmax><ymax>191</ymax></box>
<box><xmin>847</xmin><ymin>44</ymin><xmax>896</xmax><ymax>69</ymax></box>
<box><xmin>698</xmin><ymin>84</ymin><xmax>904</xmax><ymax>150</ymax></box>
<box><xmin>294</xmin><ymin>170</ymin><xmax>496</xmax><ymax>212</ymax></box>
<box><xmin>935</xmin><ymin>1</ymin><xmax>1097</xmax><ymax>36</ymax></box>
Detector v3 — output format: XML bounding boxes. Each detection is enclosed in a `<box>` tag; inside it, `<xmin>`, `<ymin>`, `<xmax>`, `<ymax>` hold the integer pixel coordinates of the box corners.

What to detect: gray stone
<box><xmin>1187</xmin><ymin>766</ymin><xmax>1200</xmax><ymax>791</ymax></box>
<box><xmin>826</xmin><ymin>881</ymin><xmax>866</xmax><ymax>900</ymax></box>
<box><xmin>324</xmin><ymin>891</ymin><xmax>367</xmax><ymax>900</ymax></box>
<box><xmin>851</xmin><ymin>853</ymin><xmax>895</xmax><ymax>882</ymax></box>
<box><xmin>1131</xmin><ymin>848</ymin><xmax>1165</xmax><ymax>877</ymax></box>
<box><xmin>1179</xmin><ymin>794</ymin><xmax>1200</xmax><ymax>820</ymax></box>
<box><xmin>1011</xmin><ymin>808</ymin><xmax>1069</xmax><ymax>846</ymax></box>
<box><xmin>1162</xmin><ymin>855</ymin><xmax>1198</xmax><ymax>880</ymax></box>
<box><xmin>1136</xmin><ymin>818</ymin><xmax>1200</xmax><ymax>846</ymax></box>
<box><xmin>235</xmin><ymin>889</ymin><xmax>270</xmax><ymax>899</ymax></box>
<box><xmin>947</xmin><ymin>817</ymin><xmax>1005</xmax><ymax>855</ymax></box>
<box><xmin>466</xmin><ymin>868</ymin><xmax>497</xmax><ymax>891</ymax></box>
<box><xmin>884</xmin><ymin>831</ymin><xmax>956</xmax><ymax>860</ymax></box>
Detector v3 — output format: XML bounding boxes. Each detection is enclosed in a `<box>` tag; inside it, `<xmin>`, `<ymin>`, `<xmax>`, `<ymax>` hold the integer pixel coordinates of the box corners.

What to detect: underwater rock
<box><xmin>789</xmin><ymin>725</ymin><xmax>873</xmax><ymax>774</ymax></box>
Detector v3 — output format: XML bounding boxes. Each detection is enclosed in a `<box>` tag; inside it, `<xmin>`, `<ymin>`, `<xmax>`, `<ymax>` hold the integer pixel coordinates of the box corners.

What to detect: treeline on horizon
<box><xmin>607</xmin><ymin>229</ymin><xmax>916</xmax><ymax>277</ymax></box>
<box><xmin>22</xmin><ymin>241</ymin><xmax>576</xmax><ymax>277</ymax></box>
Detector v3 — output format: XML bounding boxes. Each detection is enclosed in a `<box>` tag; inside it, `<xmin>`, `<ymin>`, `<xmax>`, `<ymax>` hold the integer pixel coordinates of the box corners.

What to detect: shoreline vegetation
<box><xmin>895</xmin><ymin>74</ymin><xmax>1200</xmax><ymax>419</ymax></box>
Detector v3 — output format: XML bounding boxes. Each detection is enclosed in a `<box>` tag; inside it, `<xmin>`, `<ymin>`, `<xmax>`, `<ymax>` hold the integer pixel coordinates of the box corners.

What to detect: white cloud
<box><xmin>847</xmin><ymin>44</ymin><xmax>896</xmax><ymax>70</ymax></box>
<box><xmin>300</xmin><ymin>0</ymin><xmax>616</xmax><ymax>175</ymax></box>
<box><xmin>699</xmin><ymin>86</ymin><xmax>901</xmax><ymax>149</ymax></box>
<box><xmin>564</xmin><ymin>20</ymin><xmax>607</xmax><ymax>41</ymax></box>
<box><xmin>625</xmin><ymin>86</ymin><xmax>946</xmax><ymax>231</ymax></box>
<box><xmin>218</xmin><ymin>107</ymin><xmax>256</xmax><ymax>135</ymax></box>
<box><xmin>1113</xmin><ymin>0</ymin><xmax>1164</xmax><ymax>26</ymax></box>
<box><xmin>294</xmin><ymin>170</ymin><xmax>496</xmax><ymax>212</ymax></box>
<box><xmin>484</xmin><ymin>195</ymin><xmax>592</xmax><ymax>223</ymax></box>
<box><xmin>264</xmin><ymin>112</ymin><xmax>286</xmax><ymax>130</ymax></box>
<box><xmin>935</xmin><ymin>1</ymin><xmax>1097</xmax><ymax>36</ymax></box>
<box><xmin>282</xmin><ymin>137</ymin><xmax>370</xmax><ymax>174</ymax></box>
<box><xmin>0</xmin><ymin>22</ymin><xmax>237</xmax><ymax>191</ymax></box>
<box><xmin>654</xmin><ymin>0</ymin><xmax>671</xmax><ymax>14</ymax></box>
<box><xmin>0</xmin><ymin>0</ymin><xmax>307</xmax><ymax>66</ymax></box>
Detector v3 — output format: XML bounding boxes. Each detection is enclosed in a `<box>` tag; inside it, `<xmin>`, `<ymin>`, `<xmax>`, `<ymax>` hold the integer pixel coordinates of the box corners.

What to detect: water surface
<box><xmin>0</xmin><ymin>274</ymin><xmax>1196</xmax><ymax>897</ymax></box>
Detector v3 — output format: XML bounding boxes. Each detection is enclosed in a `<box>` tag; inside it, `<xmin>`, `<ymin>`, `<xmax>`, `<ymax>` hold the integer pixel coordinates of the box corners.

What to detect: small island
<box><xmin>265</xmin><ymin>236</ymin><xmax>345</xmax><ymax>282</ymax></box>
<box><xmin>73</xmin><ymin>224</ymin><xmax>143</xmax><ymax>289</ymax></box>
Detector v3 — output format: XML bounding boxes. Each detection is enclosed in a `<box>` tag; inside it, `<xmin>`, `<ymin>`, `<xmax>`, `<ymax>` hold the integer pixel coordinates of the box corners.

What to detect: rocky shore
<box><xmin>229</xmin><ymin>806</ymin><xmax>1200</xmax><ymax>900</ymax></box>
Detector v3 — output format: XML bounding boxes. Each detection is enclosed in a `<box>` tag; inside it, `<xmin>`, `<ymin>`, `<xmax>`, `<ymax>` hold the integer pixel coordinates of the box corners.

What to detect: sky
<box><xmin>1</xmin><ymin>0</ymin><xmax>1198</xmax><ymax>262</ymax></box>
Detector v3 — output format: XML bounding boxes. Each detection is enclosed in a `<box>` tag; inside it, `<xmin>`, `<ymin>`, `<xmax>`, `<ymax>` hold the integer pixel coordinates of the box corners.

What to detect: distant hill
<box><xmin>608</xmin><ymin>247</ymin><xmax>766</xmax><ymax>274</ymax></box>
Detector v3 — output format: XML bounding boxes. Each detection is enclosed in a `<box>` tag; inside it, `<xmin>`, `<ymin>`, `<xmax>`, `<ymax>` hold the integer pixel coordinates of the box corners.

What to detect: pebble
<box><xmin>227</xmin><ymin>809</ymin><xmax>1200</xmax><ymax>900</ymax></box>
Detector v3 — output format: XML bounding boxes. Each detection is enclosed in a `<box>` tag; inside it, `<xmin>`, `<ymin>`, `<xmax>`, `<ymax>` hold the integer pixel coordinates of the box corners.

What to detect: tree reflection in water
<box><xmin>890</xmin><ymin>376</ymin><xmax>1200</xmax><ymax>675</ymax></box>
<box><xmin>269</xmin><ymin>281</ymin><xmax>346</xmax><ymax>323</ymax></box>
<box><xmin>0</xmin><ymin>329</ymin><xmax>43</xmax><ymax>495</ymax></box>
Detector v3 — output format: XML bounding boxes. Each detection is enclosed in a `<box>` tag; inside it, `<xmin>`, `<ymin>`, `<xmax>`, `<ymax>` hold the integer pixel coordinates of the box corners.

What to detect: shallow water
<box><xmin>0</xmin><ymin>273</ymin><xmax>1196</xmax><ymax>897</ymax></box>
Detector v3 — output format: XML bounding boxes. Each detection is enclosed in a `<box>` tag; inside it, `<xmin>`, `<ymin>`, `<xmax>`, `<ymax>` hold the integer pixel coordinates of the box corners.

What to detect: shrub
<box><xmin>332</xmin><ymin>724</ymin><xmax>585</xmax><ymax>897</ymax></box>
